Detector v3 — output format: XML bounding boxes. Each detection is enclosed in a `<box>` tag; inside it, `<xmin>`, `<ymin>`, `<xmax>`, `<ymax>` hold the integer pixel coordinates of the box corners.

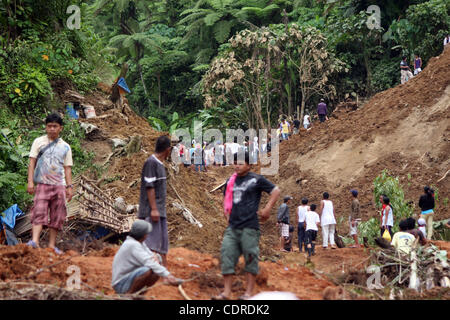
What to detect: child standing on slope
<box><xmin>305</xmin><ymin>204</ymin><xmax>320</xmax><ymax>258</ymax></box>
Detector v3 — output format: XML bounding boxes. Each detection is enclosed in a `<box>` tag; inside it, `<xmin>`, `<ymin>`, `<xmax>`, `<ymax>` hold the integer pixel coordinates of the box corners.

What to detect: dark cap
<box><xmin>350</xmin><ymin>189</ymin><xmax>358</xmax><ymax>197</ymax></box>
<box><xmin>284</xmin><ymin>196</ymin><xmax>293</xmax><ymax>202</ymax></box>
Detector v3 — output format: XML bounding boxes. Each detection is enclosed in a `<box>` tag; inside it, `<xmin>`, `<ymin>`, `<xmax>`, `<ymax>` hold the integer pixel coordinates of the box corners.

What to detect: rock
<box><xmin>79</xmin><ymin>122</ymin><xmax>99</xmax><ymax>134</ymax></box>
<box><xmin>125</xmin><ymin>135</ymin><xmax>142</xmax><ymax>156</ymax></box>
<box><xmin>110</xmin><ymin>138</ymin><xmax>127</xmax><ymax>149</ymax></box>
<box><xmin>126</xmin><ymin>204</ymin><xmax>138</xmax><ymax>214</ymax></box>
<box><xmin>114</xmin><ymin>197</ymin><xmax>127</xmax><ymax>213</ymax></box>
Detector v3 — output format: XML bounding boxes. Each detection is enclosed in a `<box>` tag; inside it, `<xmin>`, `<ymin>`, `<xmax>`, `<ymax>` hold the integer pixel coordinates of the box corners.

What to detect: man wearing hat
<box><xmin>111</xmin><ymin>220</ymin><xmax>181</xmax><ymax>294</ymax></box>
<box><xmin>277</xmin><ymin>196</ymin><xmax>293</xmax><ymax>252</ymax></box>
<box><xmin>349</xmin><ymin>189</ymin><xmax>361</xmax><ymax>248</ymax></box>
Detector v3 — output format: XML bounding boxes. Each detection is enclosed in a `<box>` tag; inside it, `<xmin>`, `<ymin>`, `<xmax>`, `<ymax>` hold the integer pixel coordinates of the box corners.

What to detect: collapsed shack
<box><xmin>14</xmin><ymin>175</ymin><xmax>137</xmax><ymax>250</ymax></box>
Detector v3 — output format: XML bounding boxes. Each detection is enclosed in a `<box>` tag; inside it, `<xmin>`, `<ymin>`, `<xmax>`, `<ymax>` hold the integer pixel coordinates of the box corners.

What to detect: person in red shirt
<box><xmin>379</xmin><ymin>194</ymin><xmax>387</xmax><ymax>236</ymax></box>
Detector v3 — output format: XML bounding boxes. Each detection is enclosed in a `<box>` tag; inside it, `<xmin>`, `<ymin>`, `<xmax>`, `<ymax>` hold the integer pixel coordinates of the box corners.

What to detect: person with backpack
<box><xmin>418</xmin><ymin>186</ymin><xmax>435</xmax><ymax>240</ymax></box>
<box><xmin>381</xmin><ymin>196</ymin><xmax>394</xmax><ymax>238</ymax></box>
<box><xmin>26</xmin><ymin>113</ymin><xmax>73</xmax><ymax>255</ymax></box>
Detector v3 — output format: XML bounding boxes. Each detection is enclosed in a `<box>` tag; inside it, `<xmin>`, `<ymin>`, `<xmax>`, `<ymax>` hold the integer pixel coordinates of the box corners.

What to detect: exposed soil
<box><xmin>2</xmin><ymin>46</ymin><xmax>449</xmax><ymax>300</ymax></box>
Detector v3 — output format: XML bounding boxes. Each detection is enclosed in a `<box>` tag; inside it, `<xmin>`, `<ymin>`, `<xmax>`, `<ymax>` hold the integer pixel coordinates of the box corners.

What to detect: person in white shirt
<box><xmin>417</xmin><ymin>218</ymin><xmax>427</xmax><ymax>239</ymax></box>
<box><xmin>304</xmin><ymin>204</ymin><xmax>320</xmax><ymax>257</ymax></box>
<box><xmin>111</xmin><ymin>220</ymin><xmax>181</xmax><ymax>294</ymax></box>
<box><xmin>381</xmin><ymin>196</ymin><xmax>394</xmax><ymax>239</ymax></box>
<box><xmin>297</xmin><ymin>198</ymin><xmax>310</xmax><ymax>252</ymax></box>
<box><xmin>319</xmin><ymin>192</ymin><xmax>337</xmax><ymax>249</ymax></box>
<box><xmin>303</xmin><ymin>114</ymin><xmax>311</xmax><ymax>129</ymax></box>
<box><xmin>444</xmin><ymin>34</ymin><xmax>450</xmax><ymax>48</ymax></box>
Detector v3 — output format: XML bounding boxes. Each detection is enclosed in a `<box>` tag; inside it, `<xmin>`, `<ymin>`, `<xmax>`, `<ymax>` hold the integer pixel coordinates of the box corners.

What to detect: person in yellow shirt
<box><xmin>391</xmin><ymin>219</ymin><xmax>416</xmax><ymax>255</ymax></box>
<box><xmin>279</xmin><ymin>118</ymin><xmax>290</xmax><ymax>141</ymax></box>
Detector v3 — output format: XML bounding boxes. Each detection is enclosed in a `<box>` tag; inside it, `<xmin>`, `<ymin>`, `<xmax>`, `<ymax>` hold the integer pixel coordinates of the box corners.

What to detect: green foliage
<box><xmin>371</xmin><ymin>57</ymin><xmax>400</xmax><ymax>92</ymax></box>
<box><xmin>2</xmin><ymin>63</ymin><xmax>52</xmax><ymax>118</ymax></box>
<box><xmin>358</xmin><ymin>169</ymin><xmax>414</xmax><ymax>245</ymax></box>
<box><xmin>386</xmin><ymin>0</ymin><xmax>450</xmax><ymax>63</ymax></box>
<box><xmin>374</xmin><ymin>169</ymin><xmax>413</xmax><ymax>228</ymax></box>
<box><xmin>358</xmin><ymin>217</ymin><xmax>380</xmax><ymax>246</ymax></box>
<box><xmin>0</xmin><ymin>108</ymin><xmax>32</xmax><ymax>211</ymax></box>
<box><xmin>61</xmin><ymin>119</ymin><xmax>94</xmax><ymax>176</ymax></box>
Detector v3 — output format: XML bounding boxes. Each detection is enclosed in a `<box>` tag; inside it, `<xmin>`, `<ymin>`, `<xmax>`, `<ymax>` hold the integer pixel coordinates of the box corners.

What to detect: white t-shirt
<box><xmin>29</xmin><ymin>135</ymin><xmax>73</xmax><ymax>185</ymax></box>
<box><xmin>297</xmin><ymin>205</ymin><xmax>309</xmax><ymax>223</ymax></box>
<box><xmin>305</xmin><ymin>210</ymin><xmax>320</xmax><ymax>231</ymax></box>
<box><xmin>303</xmin><ymin>115</ymin><xmax>310</xmax><ymax>125</ymax></box>
<box><xmin>382</xmin><ymin>206</ymin><xmax>394</xmax><ymax>227</ymax></box>
<box><xmin>444</xmin><ymin>37</ymin><xmax>450</xmax><ymax>46</ymax></box>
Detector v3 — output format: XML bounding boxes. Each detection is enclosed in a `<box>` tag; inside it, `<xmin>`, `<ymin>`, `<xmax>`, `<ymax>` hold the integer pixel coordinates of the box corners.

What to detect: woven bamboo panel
<box><xmin>15</xmin><ymin>176</ymin><xmax>136</xmax><ymax>236</ymax></box>
<box><xmin>71</xmin><ymin>176</ymin><xmax>136</xmax><ymax>233</ymax></box>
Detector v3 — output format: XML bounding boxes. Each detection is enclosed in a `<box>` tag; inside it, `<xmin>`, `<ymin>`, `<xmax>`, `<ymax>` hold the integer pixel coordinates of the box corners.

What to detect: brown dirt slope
<box><xmin>274</xmin><ymin>48</ymin><xmax>450</xmax><ymax>235</ymax></box>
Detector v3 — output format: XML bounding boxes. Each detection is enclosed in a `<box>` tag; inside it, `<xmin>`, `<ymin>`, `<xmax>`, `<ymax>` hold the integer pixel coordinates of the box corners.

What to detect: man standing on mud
<box><xmin>138</xmin><ymin>135</ymin><xmax>172</xmax><ymax>266</ymax></box>
<box><xmin>213</xmin><ymin>152</ymin><xmax>280</xmax><ymax>300</ymax></box>
<box><xmin>317</xmin><ymin>99</ymin><xmax>328</xmax><ymax>123</ymax></box>
<box><xmin>27</xmin><ymin>113</ymin><xmax>73</xmax><ymax>254</ymax></box>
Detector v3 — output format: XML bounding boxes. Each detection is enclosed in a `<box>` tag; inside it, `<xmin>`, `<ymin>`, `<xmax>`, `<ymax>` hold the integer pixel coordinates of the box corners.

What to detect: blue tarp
<box><xmin>117</xmin><ymin>77</ymin><xmax>131</xmax><ymax>93</ymax></box>
<box><xmin>1</xmin><ymin>204</ymin><xmax>24</xmax><ymax>229</ymax></box>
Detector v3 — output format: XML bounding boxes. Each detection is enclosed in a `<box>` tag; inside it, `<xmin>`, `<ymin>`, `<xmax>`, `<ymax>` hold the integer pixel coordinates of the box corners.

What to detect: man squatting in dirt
<box><xmin>111</xmin><ymin>219</ymin><xmax>181</xmax><ymax>294</ymax></box>
<box><xmin>213</xmin><ymin>151</ymin><xmax>280</xmax><ymax>300</ymax></box>
<box><xmin>138</xmin><ymin>135</ymin><xmax>172</xmax><ymax>266</ymax></box>
<box><xmin>27</xmin><ymin>113</ymin><xmax>73</xmax><ymax>254</ymax></box>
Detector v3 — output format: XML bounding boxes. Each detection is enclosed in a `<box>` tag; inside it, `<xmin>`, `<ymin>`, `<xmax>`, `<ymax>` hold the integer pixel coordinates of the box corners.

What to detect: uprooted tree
<box><xmin>202</xmin><ymin>24</ymin><xmax>345</xmax><ymax>129</ymax></box>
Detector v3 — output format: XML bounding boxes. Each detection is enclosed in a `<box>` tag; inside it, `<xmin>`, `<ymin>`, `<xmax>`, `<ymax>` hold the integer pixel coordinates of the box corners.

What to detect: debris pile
<box><xmin>370</xmin><ymin>244</ymin><xmax>449</xmax><ymax>291</ymax></box>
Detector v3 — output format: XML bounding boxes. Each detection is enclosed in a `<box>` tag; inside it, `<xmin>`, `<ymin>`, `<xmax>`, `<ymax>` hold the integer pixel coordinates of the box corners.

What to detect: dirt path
<box><xmin>0</xmin><ymin>244</ymin><xmax>374</xmax><ymax>300</ymax></box>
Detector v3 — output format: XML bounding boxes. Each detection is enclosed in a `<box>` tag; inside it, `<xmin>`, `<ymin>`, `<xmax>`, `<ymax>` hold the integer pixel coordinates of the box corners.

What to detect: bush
<box><xmin>359</xmin><ymin>169</ymin><xmax>414</xmax><ymax>244</ymax></box>
<box><xmin>371</xmin><ymin>57</ymin><xmax>400</xmax><ymax>92</ymax></box>
<box><xmin>61</xmin><ymin>119</ymin><xmax>94</xmax><ymax>176</ymax></box>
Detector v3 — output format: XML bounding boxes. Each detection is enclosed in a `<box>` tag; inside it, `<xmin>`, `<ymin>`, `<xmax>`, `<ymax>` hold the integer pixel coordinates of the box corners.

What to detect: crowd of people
<box><xmin>274</xmin><ymin>186</ymin><xmax>440</xmax><ymax>262</ymax></box>
<box><xmin>171</xmin><ymin>99</ymin><xmax>331</xmax><ymax>172</ymax></box>
<box><xmin>24</xmin><ymin>112</ymin><xmax>446</xmax><ymax>299</ymax></box>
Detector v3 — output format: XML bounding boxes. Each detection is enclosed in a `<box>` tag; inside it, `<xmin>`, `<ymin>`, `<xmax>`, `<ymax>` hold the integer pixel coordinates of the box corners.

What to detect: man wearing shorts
<box><xmin>138</xmin><ymin>135</ymin><xmax>172</xmax><ymax>266</ymax></box>
<box><xmin>27</xmin><ymin>113</ymin><xmax>73</xmax><ymax>254</ymax></box>
<box><xmin>213</xmin><ymin>152</ymin><xmax>280</xmax><ymax>300</ymax></box>
<box><xmin>112</xmin><ymin>220</ymin><xmax>180</xmax><ymax>294</ymax></box>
